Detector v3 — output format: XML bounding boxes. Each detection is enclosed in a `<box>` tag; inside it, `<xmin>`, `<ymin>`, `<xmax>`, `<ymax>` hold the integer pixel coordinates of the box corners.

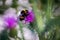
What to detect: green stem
<box><xmin>46</xmin><ymin>0</ymin><xmax>54</xmax><ymax>23</ymax></box>
<box><xmin>2</xmin><ymin>0</ymin><xmax>6</xmax><ymax>6</ymax></box>
<box><xmin>19</xmin><ymin>22</ymin><xmax>25</xmax><ymax>40</ymax></box>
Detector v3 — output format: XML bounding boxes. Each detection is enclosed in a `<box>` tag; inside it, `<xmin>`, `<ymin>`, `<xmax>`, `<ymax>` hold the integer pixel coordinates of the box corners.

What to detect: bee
<box><xmin>19</xmin><ymin>9</ymin><xmax>29</xmax><ymax>21</ymax></box>
<box><xmin>21</xmin><ymin>9</ymin><xmax>29</xmax><ymax>17</ymax></box>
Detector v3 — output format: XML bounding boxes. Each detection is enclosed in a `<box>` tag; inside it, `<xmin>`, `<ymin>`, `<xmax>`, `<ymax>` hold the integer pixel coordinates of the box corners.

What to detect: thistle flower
<box><xmin>3</xmin><ymin>8</ymin><xmax>17</xmax><ymax>29</ymax></box>
<box><xmin>25</xmin><ymin>10</ymin><xmax>35</xmax><ymax>23</ymax></box>
<box><xmin>4</xmin><ymin>17</ymin><xmax>17</xmax><ymax>29</ymax></box>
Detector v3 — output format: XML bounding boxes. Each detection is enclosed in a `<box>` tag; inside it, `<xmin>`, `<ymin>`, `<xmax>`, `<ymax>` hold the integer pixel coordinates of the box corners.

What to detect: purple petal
<box><xmin>4</xmin><ymin>17</ymin><xmax>17</xmax><ymax>29</ymax></box>
<box><xmin>25</xmin><ymin>10</ymin><xmax>35</xmax><ymax>22</ymax></box>
<box><xmin>3</xmin><ymin>13</ymin><xmax>17</xmax><ymax>29</ymax></box>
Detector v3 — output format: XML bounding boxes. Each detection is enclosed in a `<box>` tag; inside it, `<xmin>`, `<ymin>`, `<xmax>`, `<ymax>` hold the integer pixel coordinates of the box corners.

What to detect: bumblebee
<box><xmin>21</xmin><ymin>10</ymin><xmax>29</xmax><ymax>17</ymax></box>
<box><xmin>19</xmin><ymin>9</ymin><xmax>29</xmax><ymax>21</ymax></box>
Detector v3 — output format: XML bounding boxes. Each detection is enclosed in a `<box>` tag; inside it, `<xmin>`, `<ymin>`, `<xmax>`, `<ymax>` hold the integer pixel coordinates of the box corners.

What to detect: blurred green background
<box><xmin>29</xmin><ymin>0</ymin><xmax>60</xmax><ymax>40</ymax></box>
<box><xmin>0</xmin><ymin>0</ymin><xmax>60</xmax><ymax>40</ymax></box>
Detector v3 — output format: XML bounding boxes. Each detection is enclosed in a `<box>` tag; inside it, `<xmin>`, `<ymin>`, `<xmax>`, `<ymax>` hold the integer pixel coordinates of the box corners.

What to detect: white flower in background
<box><xmin>17</xmin><ymin>0</ymin><xmax>29</xmax><ymax>6</ymax></box>
<box><xmin>9</xmin><ymin>37</ymin><xmax>15</xmax><ymax>40</ymax></box>
<box><xmin>0</xmin><ymin>1</ymin><xmax>3</xmax><ymax>6</ymax></box>
<box><xmin>17</xmin><ymin>6</ymin><xmax>26</xmax><ymax>11</ymax></box>
<box><xmin>17</xmin><ymin>6</ymin><xmax>32</xmax><ymax>12</ymax></box>
<box><xmin>22</xmin><ymin>28</ymin><xmax>39</xmax><ymax>40</ymax></box>
<box><xmin>23</xmin><ymin>27</ymin><xmax>39</xmax><ymax>40</ymax></box>
<box><xmin>16</xmin><ymin>24</ymin><xmax>39</xmax><ymax>40</ymax></box>
<box><xmin>17</xmin><ymin>0</ymin><xmax>32</xmax><ymax>10</ymax></box>
<box><xmin>5</xmin><ymin>0</ymin><xmax>13</xmax><ymax>6</ymax></box>
<box><xmin>4</xmin><ymin>8</ymin><xmax>16</xmax><ymax>14</ymax></box>
<box><xmin>0</xmin><ymin>16</ymin><xmax>6</xmax><ymax>33</ymax></box>
<box><xmin>4</xmin><ymin>8</ymin><xmax>17</xmax><ymax>19</ymax></box>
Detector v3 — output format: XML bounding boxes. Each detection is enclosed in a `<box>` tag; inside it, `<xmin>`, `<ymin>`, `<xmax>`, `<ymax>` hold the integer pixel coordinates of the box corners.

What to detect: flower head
<box><xmin>25</xmin><ymin>10</ymin><xmax>35</xmax><ymax>23</ymax></box>
<box><xmin>4</xmin><ymin>17</ymin><xmax>17</xmax><ymax>29</ymax></box>
<box><xmin>3</xmin><ymin>8</ymin><xmax>17</xmax><ymax>29</ymax></box>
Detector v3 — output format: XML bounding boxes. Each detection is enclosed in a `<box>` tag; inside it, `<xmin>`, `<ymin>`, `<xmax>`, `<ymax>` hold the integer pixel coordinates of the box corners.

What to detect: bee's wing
<box><xmin>17</xmin><ymin>11</ymin><xmax>21</xmax><ymax>17</ymax></box>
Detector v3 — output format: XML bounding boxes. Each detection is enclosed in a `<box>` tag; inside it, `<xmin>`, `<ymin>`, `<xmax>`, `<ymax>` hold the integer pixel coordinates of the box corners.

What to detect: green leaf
<box><xmin>0</xmin><ymin>29</ymin><xmax>9</xmax><ymax>40</ymax></box>
<box><xmin>11</xmin><ymin>0</ymin><xmax>18</xmax><ymax>8</ymax></box>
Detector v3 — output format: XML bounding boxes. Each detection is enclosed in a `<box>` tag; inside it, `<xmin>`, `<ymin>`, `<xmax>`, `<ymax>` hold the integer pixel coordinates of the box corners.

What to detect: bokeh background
<box><xmin>0</xmin><ymin>0</ymin><xmax>60</xmax><ymax>40</ymax></box>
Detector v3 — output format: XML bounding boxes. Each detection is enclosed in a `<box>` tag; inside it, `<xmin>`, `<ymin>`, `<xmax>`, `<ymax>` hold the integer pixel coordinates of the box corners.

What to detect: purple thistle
<box><xmin>25</xmin><ymin>10</ymin><xmax>35</xmax><ymax>23</ymax></box>
<box><xmin>3</xmin><ymin>8</ymin><xmax>18</xmax><ymax>29</ymax></box>
<box><xmin>4</xmin><ymin>17</ymin><xmax>17</xmax><ymax>29</ymax></box>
